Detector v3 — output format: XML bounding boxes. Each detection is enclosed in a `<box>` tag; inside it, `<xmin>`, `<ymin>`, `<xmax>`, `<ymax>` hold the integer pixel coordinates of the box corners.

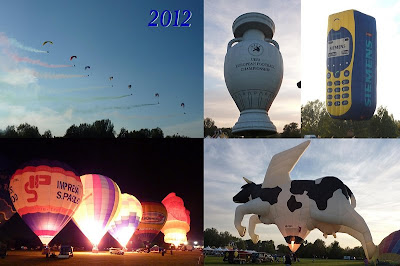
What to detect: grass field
<box><xmin>0</xmin><ymin>250</ymin><xmax>202</xmax><ymax>265</ymax></box>
<box><xmin>205</xmin><ymin>256</ymin><xmax>368</xmax><ymax>265</ymax></box>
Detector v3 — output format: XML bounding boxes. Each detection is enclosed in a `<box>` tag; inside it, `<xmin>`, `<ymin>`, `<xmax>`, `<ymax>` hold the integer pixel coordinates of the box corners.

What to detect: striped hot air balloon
<box><xmin>379</xmin><ymin>230</ymin><xmax>400</xmax><ymax>263</ymax></box>
<box><xmin>135</xmin><ymin>202</ymin><xmax>167</xmax><ymax>245</ymax></box>
<box><xmin>161</xmin><ymin>192</ymin><xmax>190</xmax><ymax>247</ymax></box>
<box><xmin>108</xmin><ymin>193</ymin><xmax>142</xmax><ymax>250</ymax></box>
<box><xmin>9</xmin><ymin>160</ymin><xmax>83</xmax><ymax>246</ymax></box>
<box><xmin>72</xmin><ymin>174</ymin><xmax>121</xmax><ymax>252</ymax></box>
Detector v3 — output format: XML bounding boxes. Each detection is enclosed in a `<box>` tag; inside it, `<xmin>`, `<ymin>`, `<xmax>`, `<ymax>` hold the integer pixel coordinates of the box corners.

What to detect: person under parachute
<box><xmin>181</xmin><ymin>103</ymin><xmax>186</xmax><ymax>114</ymax></box>
<box><xmin>70</xmin><ymin>56</ymin><xmax>77</xmax><ymax>67</ymax></box>
<box><xmin>109</xmin><ymin>76</ymin><xmax>114</xmax><ymax>87</ymax></box>
<box><xmin>42</xmin><ymin>41</ymin><xmax>53</xmax><ymax>53</ymax></box>
<box><xmin>155</xmin><ymin>93</ymin><xmax>159</xmax><ymax>104</ymax></box>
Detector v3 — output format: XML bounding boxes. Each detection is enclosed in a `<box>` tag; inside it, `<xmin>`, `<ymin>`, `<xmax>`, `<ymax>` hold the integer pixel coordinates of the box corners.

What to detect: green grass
<box><xmin>205</xmin><ymin>256</ymin><xmax>367</xmax><ymax>265</ymax></box>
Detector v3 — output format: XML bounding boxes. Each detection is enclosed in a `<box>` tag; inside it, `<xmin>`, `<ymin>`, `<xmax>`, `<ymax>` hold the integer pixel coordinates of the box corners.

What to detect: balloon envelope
<box><xmin>9</xmin><ymin>160</ymin><xmax>82</xmax><ymax>245</ymax></box>
<box><xmin>108</xmin><ymin>193</ymin><xmax>142</xmax><ymax>249</ymax></box>
<box><xmin>379</xmin><ymin>230</ymin><xmax>400</xmax><ymax>263</ymax></box>
<box><xmin>72</xmin><ymin>174</ymin><xmax>121</xmax><ymax>249</ymax></box>
<box><xmin>135</xmin><ymin>202</ymin><xmax>167</xmax><ymax>245</ymax></box>
<box><xmin>161</xmin><ymin>192</ymin><xmax>190</xmax><ymax>247</ymax></box>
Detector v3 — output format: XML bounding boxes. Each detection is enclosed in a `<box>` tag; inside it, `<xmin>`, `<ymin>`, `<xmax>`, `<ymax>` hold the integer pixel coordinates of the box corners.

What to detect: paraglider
<box><xmin>128</xmin><ymin>85</ymin><xmax>132</xmax><ymax>89</ymax></box>
<box><xmin>84</xmin><ymin>66</ymin><xmax>90</xmax><ymax>70</ymax></box>
<box><xmin>70</xmin><ymin>56</ymin><xmax>77</xmax><ymax>67</ymax></box>
<box><xmin>42</xmin><ymin>41</ymin><xmax>53</xmax><ymax>53</ymax></box>
<box><xmin>181</xmin><ymin>103</ymin><xmax>185</xmax><ymax>108</ymax></box>
<box><xmin>161</xmin><ymin>193</ymin><xmax>190</xmax><ymax>247</ymax></box>
<box><xmin>109</xmin><ymin>76</ymin><xmax>114</xmax><ymax>87</ymax></box>
<box><xmin>108</xmin><ymin>193</ymin><xmax>142</xmax><ymax>250</ymax></box>
<box><xmin>233</xmin><ymin>141</ymin><xmax>377</xmax><ymax>260</ymax></box>
<box><xmin>135</xmin><ymin>202</ymin><xmax>167</xmax><ymax>245</ymax></box>
<box><xmin>72</xmin><ymin>174</ymin><xmax>121</xmax><ymax>252</ymax></box>
<box><xmin>378</xmin><ymin>230</ymin><xmax>400</xmax><ymax>263</ymax></box>
<box><xmin>155</xmin><ymin>93</ymin><xmax>159</xmax><ymax>104</ymax></box>
<box><xmin>8</xmin><ymin>160</ymin><xmax>83</xmax><ymax>246</ymax></box>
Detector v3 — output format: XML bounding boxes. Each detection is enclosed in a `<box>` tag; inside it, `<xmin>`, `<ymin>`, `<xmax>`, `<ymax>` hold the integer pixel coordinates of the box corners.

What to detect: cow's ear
<box><xmin>243</xmin><ymin>177</ymin><xmax>253</xmax><ymax>184</ymax></box>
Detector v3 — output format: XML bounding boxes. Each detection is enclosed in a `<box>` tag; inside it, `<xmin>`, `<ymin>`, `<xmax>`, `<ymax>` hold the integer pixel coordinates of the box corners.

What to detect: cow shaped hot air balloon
<box><xmin>135</xmin><ymin>202</ymin><xmax>167</xmax><ymax>245</ymax></box>
<box><xmin>233</xmin><ymin>141</ymin><xmax>377</xmax><ymax>260</ymax></box>
<box><xmin>108</xmin><ymin>193</ymin><xmax>142</xmax><ymax>250</ymax></box>
<box><xmin>161</xmin><ymin>193</ymin><xmax>190</xmax><ymax>247</ymax></box>
<box><xmin>9</xmin><ymin>160</ymin><xmax>83</xmax><ymax>246</ymax></box>
<box><xmin>72</xmin><ymin>174</ymin><xmax>121</xmax><ymax>252</ymax></box>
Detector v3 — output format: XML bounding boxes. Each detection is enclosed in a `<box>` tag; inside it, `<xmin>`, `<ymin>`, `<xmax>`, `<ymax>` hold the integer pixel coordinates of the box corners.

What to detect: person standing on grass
<box><xmin>285</xmin><ymin>254</ymin><xmax>292</xmax><ymax>266</ymax></box>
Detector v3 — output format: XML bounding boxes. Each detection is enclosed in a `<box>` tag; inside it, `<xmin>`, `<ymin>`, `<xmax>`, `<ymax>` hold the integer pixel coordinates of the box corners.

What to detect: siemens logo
<box><xmin>365</xmin><ymin>39</ymin><xmax>373</xmax><ymax>107</ymax></box>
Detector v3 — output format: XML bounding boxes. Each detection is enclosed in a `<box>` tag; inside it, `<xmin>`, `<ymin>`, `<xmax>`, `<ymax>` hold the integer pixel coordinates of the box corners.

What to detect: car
<box><xmin>109</xmin><ymin>247</ymin><xmax>124</xmax><ymax>255</ymax></box>
<box><xmin>58</xmin><ymin>245</ymin><xmax>73</xmax><ymax>259</ymax></box>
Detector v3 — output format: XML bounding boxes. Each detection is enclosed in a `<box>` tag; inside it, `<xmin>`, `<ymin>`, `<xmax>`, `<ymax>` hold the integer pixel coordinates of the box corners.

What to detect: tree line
<box><xmin>0</xmin><ymin>119</ymin><xmax>187</xmax><ymax>138</ymax></box>
<box><xmin>302</xmin><ymin>100</ymin><xmax>400</xmax><ymax>138</ymax></box>
<box><xmin>204</xmin><ymin>118</ymin><xmax>301</xmax><ymax>138</ymax></box>
<box><xmin>204</xmin><ymin>228</ymin><xmax>365</xmax><ymax>259</ymax></box>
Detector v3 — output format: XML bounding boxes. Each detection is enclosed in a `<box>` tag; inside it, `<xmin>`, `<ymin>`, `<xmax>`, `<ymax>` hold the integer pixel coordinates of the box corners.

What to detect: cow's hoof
<box><xmin>251</xmin><ymin>234</ymin><xmax>259</xmax><ymax>244</ymax></box>
<box><xmin>238</xmin><ymin>226</ymin><xmax>246</xmax><ymax>237</ymax></box>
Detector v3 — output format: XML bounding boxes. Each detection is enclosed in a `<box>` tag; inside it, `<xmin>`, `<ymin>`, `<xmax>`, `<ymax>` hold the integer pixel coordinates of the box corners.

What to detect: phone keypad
<box><xmin>326</xmin><ymin>70</ymin><xmax>352</xmax><ymax>115</ymax></box>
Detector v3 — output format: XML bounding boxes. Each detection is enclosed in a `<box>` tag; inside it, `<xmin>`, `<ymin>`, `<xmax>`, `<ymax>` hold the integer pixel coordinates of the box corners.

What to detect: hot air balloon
<box><xmin>8</xmin><ymin>160</ymin><xmax>83</xmax><ymax>246</ymax></box>
<box><xmin>326</xmin><ymin>10</ymin><xmax>377</xmax><ymax>120</ymax></box>
<box><xmin>108</xmin><ymin>193</ymin><xmax>142</xmax><ymax>250</ymax></box>
<box><xmin>233</xmin><ymin>141</ymin><xmax>376</xmax><ymax>259</ymax></box>
<box><xmin>0</xmin><ymin>153</ymin><xmax>16</xmax><ymax>228</ymax></box>
<box><xmin>161</xmin><ymin>193</ymin><xmax>190</xmax><ymax>247</ymax></box>
<box><xmin>72</xmin><ymin>174</ymin><xmax>121</xmax><ymax>252</ymax></box>
<box><xmin>135</xmin><ymin>202</ymin><xmax>167</xmax><ymax>245</ymax></box>
<box><xmin>378</xmin><ymin>230</ymin><xmax>400</xmax><ymax>263</ymax></box>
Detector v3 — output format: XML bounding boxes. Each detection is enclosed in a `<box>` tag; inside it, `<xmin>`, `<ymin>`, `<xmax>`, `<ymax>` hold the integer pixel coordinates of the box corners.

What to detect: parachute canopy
<box><xmin>70</xmin><ymin>56</ymin><xmax>77</xmax><ymax>61</ymax></box>
<box><xmin>84</xmin><ymin>66</ymin><xmax>90</xmax><ymax>70</ymax></box>
<box><xmin>9</xmin><ymin>160</ymin><xmax>83</xmax><ymax>245</ymax></box>
<box><xmin>72</xmin><ymin>174</ymin><xmax>121</xmax><ymax>251</ymax></box>
<box><xmin>128</xmin><ymin>85</ymin><xmax>132</xmax><ymax>89</ymax></box>
<box><xmin>135</xmin><ymin>202</ymin><xmax>167</xmax><ymax>245</ymax></box>
<box><xmin>42</xmin><ymin>41</ymin><xmax>53</xmax><ymax>46</ymax></box>
<box><xmin>108</xmin><ymin>193</ymin><xmax>142</xmax><ymax>249</ymax></box>
<box><xmin>109</xmin><ymin>76</ymin><xmax>113</xmax><ymax>81</ymax></box>
<box><xmin>161</xmin><ymin>192</ymin><xmax>190</xmax><ymax>247</ymax></box>
<box><xmin>181</xmin><ymin>103</ymin><xmax>185</xmax><ymax>108</ymax></box>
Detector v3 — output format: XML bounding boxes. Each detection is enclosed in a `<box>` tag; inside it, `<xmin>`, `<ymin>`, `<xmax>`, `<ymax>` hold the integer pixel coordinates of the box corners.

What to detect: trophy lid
<box><xmin>232</xmin><ymin>12</ymin><xmax>275</xmax><ymax>39</ymax></box>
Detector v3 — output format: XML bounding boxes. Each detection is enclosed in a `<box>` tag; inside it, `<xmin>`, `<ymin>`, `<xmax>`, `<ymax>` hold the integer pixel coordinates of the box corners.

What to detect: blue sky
<box><xmin>204</xmin><ymin>0</ymin><xmax>301</xmax><ymax>132</ymax></box>
<box><xmin>204</xmin><ymin>139</ymin><xmax>400</xmax><ymax>249</ymax></box>
<box><xmin>0</xmin><ymin>0</ymin><xmax>203</xmax><ymax>137</ymax></box>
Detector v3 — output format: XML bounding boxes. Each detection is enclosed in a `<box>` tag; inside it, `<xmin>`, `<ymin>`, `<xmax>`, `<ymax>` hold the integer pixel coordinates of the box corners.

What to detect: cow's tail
<box><xmin>345</xmin><ymin>185</ymin><xmax>356</xmax><ymax>208</ymax></box>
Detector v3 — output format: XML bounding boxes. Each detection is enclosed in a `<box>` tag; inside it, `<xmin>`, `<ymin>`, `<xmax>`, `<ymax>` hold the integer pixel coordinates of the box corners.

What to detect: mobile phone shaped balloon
<box><xmin>326</xmin><ymin>10</ymin><xmax>376</xmax><ymax>120</ymax></box>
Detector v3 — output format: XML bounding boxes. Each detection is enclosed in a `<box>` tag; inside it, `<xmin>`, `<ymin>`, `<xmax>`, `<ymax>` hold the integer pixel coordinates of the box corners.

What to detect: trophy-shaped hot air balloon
<box><xmin>8</xmin><ymin>160</ymin><xmax>83</xmax><ymax>246</ymax></box>
<box><xmin>135</xmin><ymin>202</ymin><xmax>167</xmax><ymax>246</ymax></box>
<box><xmin>224</xmin><ymin>12</ymin><xmax>284</xmax><ymax>136</ymax></box>
<box><xmin>161</xmin><ymin>193</ymin><xmax>190</xmax><ymax>247</ymax></box>
<box><xmin>72</xmin><ymin>174</ymin><xmax>121</xmax><ymax>252</ymax></box>
<box><xmin>108</xmin><ymin>193</ymin><xmax>142</xmax><ymax>250</ymax></box>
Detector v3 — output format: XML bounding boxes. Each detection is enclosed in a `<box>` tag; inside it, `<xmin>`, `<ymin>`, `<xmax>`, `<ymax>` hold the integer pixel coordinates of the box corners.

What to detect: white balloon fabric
<box><xmin>108</xmin><ymin>193</ymin><xmax>142</xmax><ymax>249</ymax></box>
<box><xmin>233</xmin><ymin>141</ymin><xmax>377</xmax><ymax>260</ymax></box>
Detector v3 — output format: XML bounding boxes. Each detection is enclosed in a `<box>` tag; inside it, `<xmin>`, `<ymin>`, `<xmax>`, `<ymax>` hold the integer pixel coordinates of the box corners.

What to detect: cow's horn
<box><xmin>243</xmin><ymin>177</ymin><xmax>253</xmax><ymax>184</ymax></box>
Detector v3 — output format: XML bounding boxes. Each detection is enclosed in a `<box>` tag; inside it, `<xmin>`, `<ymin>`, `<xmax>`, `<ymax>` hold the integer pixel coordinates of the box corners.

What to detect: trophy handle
<box><xmin>264</xmin><ymin>38</ymin><xmax>280</xmax><ymax>50</ymax></box>
<box><xmin>227</xmin><ymin>38</ymin><xmax>243</xmax><ymax>51</ymax></box>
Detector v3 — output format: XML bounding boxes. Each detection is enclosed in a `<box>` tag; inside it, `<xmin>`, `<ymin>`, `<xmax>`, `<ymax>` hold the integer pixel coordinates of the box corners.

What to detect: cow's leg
<box><xmin>311</xmin><ymin>202</ymin><xmax>375</xmax><ymax>260</ymax></box>
<box><xmin>234</xmin><ymin>198</ymin><xmax>270</xmax><ymax>237</ymax></box>
<box><xmin>248</xmin><ymin>214</ymin><xmax>273</xmax><ymax>244</ymax></box>
<box><xmin>248</xmin><ymin>215</ymin><xmax>261</xmax><ymax>244</ymax></box>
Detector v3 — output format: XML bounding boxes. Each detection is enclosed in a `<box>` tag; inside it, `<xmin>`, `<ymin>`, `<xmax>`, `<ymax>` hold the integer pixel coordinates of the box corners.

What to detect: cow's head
<box><xmin>233</xmin><ymin>177</ymin><xmax>258</xmax><ymax>203</ymax></box>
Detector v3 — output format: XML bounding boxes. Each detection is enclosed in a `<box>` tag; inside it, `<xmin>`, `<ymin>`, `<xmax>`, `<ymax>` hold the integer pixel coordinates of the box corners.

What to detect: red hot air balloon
<box><xmin>161</xmin><ymin>192</ymin><xmax>190</xmax><ymax>247</ymax></box>
<box><xmin>9</xmin><ymin>160</ymin><xmax>83</xmax><ymax>246</ymax></box>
